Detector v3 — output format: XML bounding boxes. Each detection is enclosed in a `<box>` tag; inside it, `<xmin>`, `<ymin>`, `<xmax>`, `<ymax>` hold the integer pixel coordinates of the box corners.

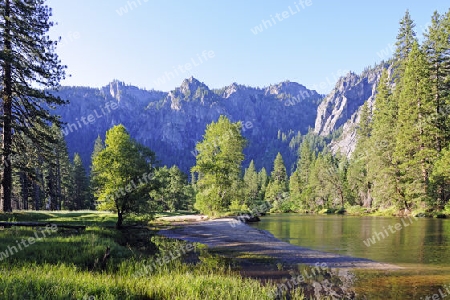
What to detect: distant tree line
<box><xmin>192</xmin><ymin>9</ymin><xmax>450</xmax><ymax>216</ymax></box>
<box><xmin>3</xmin><ymin>4</ymin><xmax>449</xmax><ymax>223</ymax></box>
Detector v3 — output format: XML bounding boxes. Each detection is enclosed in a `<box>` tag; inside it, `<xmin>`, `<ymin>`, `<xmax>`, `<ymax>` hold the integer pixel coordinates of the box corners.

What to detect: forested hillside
<box><xmin>3</xmin><ymin>8</ymin><xmax>449</xmax><ymax>217</ymax></box>
<box><xmin>293</xmin><ymin>10</ymin><xmax>450</xmax><ymax>214</ymax></box>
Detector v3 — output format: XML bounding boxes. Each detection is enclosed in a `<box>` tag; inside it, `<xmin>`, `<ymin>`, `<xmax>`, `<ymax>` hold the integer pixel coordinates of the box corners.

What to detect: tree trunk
<box><xmin>116</xmin><ymin>211</ymin><xmax>123</xmax><ymax>229</ymax></box>
<box><xmin>56</xmin><ymin>157</ymin><xmax>62</xmax><ymax>210</ymax></box>
<box><xmin>20</xmin><ymin>172</ymin><xmax>29</xmax><ymax>210</ymax></box>
<box><xmin>34</xmin><ymin>178</ymin><xmax>41</xmax><ymax>210</ymax></box>
<box><xmin>338</xmin><ymin>187</ymin><xmax>344</xmax><ymax>208</ymax></box>
<box><xmin>434</xmin><ymin>69</ymin><xmax>445</xmax><ymax>208</ymax></box>
<box><xmin>1</xmin><ymin>0</ymin><xmax>13</xmax><ymax>212</ymax></box>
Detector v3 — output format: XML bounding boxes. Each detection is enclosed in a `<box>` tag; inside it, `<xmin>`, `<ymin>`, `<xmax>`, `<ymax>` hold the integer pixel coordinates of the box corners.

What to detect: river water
<box><xmin>250</xmin><ymin>214</ymin><xmax>450</xmax><ymax>299</ymax></box>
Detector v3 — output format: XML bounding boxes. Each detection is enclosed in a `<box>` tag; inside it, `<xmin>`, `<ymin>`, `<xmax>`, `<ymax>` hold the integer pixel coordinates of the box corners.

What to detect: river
<box><xmin>250</xmin><ymin>213</ymin><xmax>450</xmax><ymax>299</ymax></box>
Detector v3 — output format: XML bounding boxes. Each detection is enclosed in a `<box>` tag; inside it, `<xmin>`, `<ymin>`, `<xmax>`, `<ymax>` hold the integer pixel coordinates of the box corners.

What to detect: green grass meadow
<box><xmin>0</xmin><ymin>211</ymin><xmax>304</xmax><ymax>300</ymax></box>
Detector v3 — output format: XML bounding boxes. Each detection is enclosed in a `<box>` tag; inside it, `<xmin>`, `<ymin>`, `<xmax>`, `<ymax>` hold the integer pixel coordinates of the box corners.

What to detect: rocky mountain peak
<box><xmin>266</xmin><ymin>81</ymin><xmax>291</xmax><ymax>95</ymax></box>
<box><xmin>220</xmin><ymin>82</ymin><xmax>250</xmax><ymax>99</ymax></box>
<box><xmin>55</xmin><ymin>77</ymin><xmax>323</xmax><ymax>174</ymax></box>
<box><xmin>314</xmin><ymin>65</ymin><xmax>387</xmax><ymax>137</ymax></box>
<box><xmin>264</xmin><ymin>81</ymin><xmax>320</xmax><ymax>107</ymax></box>
<box><xmin>319</xmin><ymin>63</ymin><xmax>393</xmax><ymax>157</ymax></box>
<box><xmin>179</xmin><ymin>76</ymin><xmax>209</xmax><ymax>95</ymax></box>
<box><xmin>107</xmin><ymin>79</ymin><xmax>125</xmax><ymax>100</ymax></box>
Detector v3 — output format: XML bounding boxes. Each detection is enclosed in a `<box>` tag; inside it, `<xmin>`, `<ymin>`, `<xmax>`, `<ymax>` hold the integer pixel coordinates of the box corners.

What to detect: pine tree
<box><xmin>258</xmin><ymin>167</ymin><xmax>268</xmax><ymax>200</ymax></box>
<box><xmin>423</xmin><ymin>11</ymin><xmax>450</xmax><ymax>150</ymax></box>
<box><xmin>289</xmin><ymin>170</ymin><xmax>302</xmax><ymax>209</ymax></box>
<box><xmin>90</xmin><ymin>135</ymin><xmax>104</xmax><ymax>196</ymax></box>
<box><xmin>367</xmin><ymin>70</ymin><xmax>399</xmax><ymax>208</ymax></box>
<box><xmin>150</xmin><ymin>165</ymin><xmax>192</xmax><ymax>212</ymax></box>
<box><xmin>272</xmin><ymin>152</ymin><xmax>287</xmax><ymax>183</ymax></box>
<box><xmin>265</xmin><ymin>153</ymin><xmax>289</xmax><ymax>210</ymax></box>
<box><xmin>7</xmin><ymin>125</ymin><xmax>70</xmax><ymax>211</ymax></box>
<box><xmin>52</xmin><ymin>125</ymin><xmax>72</xmax><ymax>210</ymax></box>
<box><xmin>7</xmin><ymin>133</ymin><xmax>36</xmax><ymax>209</ymax></box>
<box><xmin>289</xmin><ymin>140</ymin><xmax>314</xmax><ymax>210</ymax></box>
<box><xmin>375</xmin><ymin>11</ymin><xmax>417</xmax><ymax>210</ymax></box>
<box><xmin>423</xmin><ymin>11</ymin><xmax>450</xmax><ymax>206</ymax></box>
<box><xmin>394</xmin><ymin>10</ymin><xmax>417</xmax><ymax>72</ymax></box>
<box><xmin>348</xmin><ymin>101</ymin><xmax>372</xmax><ymax>207</ymax></box>
<box><xmin>394</xmin><ymin>42</ymin><xmax>436</xmax><ymax>210</ymax></box>
<box><xmin>72</xmin><ymin>153</ymin><xmax>90</xmax><ymax>210</ymax></box>
<box><xmin>308</xmin><ymin>153</ymin><xmax>329</xmax><ymax>209</ymax></box>
<box><xmin>91</xmin><ymin>135</ymin><xmax>105</xmax><ymax>166</ymax></box>
<box><xmin>149</xmin><ymin>166</ymin><xmax>170</xmax><ymax>212</ymax></box>
<box><xmin>298</xmin><ymin>140</ymin><xmax>314</xmax><ymax>186</ymax></box>
<box><xmin>168</xmin><ymin>165</ymin><xmax>193</xmax><ymax>211</ymax></box>
<box><xmin>0</xmin><ymin>0</ymin><xmax>66</xmax><ymax>212</ymax></box>
<box><xmin>432</xmin><ymin>144</ymin><xmax>450</xmax><ymax>207</ymax></box>
<box><xmin>243</xmin><ymin>160</ymin><xmax>260</xmax><ymax>208</ymax></box>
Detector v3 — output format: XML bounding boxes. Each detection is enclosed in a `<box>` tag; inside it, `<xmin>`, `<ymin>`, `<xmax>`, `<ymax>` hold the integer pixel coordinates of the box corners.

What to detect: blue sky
<box><xmin>46</xmin><ymin>0</ymin><xmax>448</xmax><ymax>94</ymax></box>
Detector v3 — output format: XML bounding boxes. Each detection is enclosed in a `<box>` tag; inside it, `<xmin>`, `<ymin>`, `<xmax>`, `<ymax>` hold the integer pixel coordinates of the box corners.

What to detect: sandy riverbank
<box><xmin>157</xmin><ymin>217</ymin><xmax>401</xmax><ymax>270</ymax></box>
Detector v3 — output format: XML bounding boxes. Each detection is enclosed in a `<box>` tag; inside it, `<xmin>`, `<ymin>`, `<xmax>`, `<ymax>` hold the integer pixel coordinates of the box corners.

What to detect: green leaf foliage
<box><xmin>92</xmin><ymin>124</ymin><xmax>156</xmax><ymax>227</ymax></box>
<box><xmin>192</xmin><ymin>115</ymin><xmax>246</xmax><ymax>216</ymax></box>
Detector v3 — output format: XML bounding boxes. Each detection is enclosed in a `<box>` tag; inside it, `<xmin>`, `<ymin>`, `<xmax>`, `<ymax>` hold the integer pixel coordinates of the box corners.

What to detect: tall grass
<box><xmin>0</xmin><ymin>211</ymin><xmax>305</xmax><ymax>300</ymax></box>
<box><xmin>0</xmin><ymin>263</ymin><xmax>278</xmax><ymax>299</ymax></box>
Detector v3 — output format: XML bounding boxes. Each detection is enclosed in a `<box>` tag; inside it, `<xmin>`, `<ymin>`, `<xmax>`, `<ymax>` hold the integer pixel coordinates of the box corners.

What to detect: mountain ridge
<box><xmin>55</xmin><ymin>62</ymin><xmax>387</xmax><ymax>175</ymax></box>
<box><xmin>55</xmin><ymin>77</ymin><xmax>323</xmax><ymax>174</ymax></box>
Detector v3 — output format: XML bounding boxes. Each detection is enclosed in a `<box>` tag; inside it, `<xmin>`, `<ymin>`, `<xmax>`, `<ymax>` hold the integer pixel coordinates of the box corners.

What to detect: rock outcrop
<box><xmin>56</xmin><ymin>62</ymin><xmax>392</xmax><ymax>173</ymax></box>
<box><xmin>54</xmin><ymin>78</ymin><xmax>322</xmax><ymax>173</ymax></box>
<box><xmin>314</xmin><ymin>63</ymin><xmax>390</xmax><ymax>157</ymax></box>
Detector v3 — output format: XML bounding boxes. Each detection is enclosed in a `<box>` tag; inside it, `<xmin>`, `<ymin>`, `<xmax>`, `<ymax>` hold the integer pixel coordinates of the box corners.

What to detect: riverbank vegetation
<box><xmin>1</xmin><ymin>1</ymin><xmax>448</xmax><ymax>299</ymax></box>
<box><xmin>0</xmin><ymin>211</ymin><xmax>295</xmax><ymax>299</ymax></box>
<box><xmin>2</xmin><ymin>8</ymin><xmax>450</xmax><ymax>223</ymax></box>
<box><xmin>191</xmin><ymin>10</ymin><xmax>450</xmax><ymax>219</ymax></box>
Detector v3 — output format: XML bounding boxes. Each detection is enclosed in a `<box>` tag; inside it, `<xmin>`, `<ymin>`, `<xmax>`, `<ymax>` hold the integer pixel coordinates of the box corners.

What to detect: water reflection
<box><xmin>250</xmin><ymin>214</ymin><xmax>450</xmax><ymax>266</ymax></box>
<box><xmin>250</xmin><ymin>214</ymin><xmax>450</xmax><ymax>298</ymax></box>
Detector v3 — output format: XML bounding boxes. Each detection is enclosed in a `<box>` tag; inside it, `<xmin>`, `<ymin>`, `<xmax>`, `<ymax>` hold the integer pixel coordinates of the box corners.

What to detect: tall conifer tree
<box><xmin>243</xmin><ymin>160</ymin><xmax>260</xmax><ymax>207</ymax></box>
<box><xmin>394</xmin><ymin>42</ymin><xmax>435</xmax><ymax>209</ymax></box>
<box><xmin>423</xmin><ymin>11</ymin><xmax>450</xmax><ymax>206</ymax></box>
<box><xmin>0</xmin><ymin>0</ymin><xmax>66</xmax><ymax>212</ymax></box>
<box><xmin>367</xmin><ymin>70</ymin><xmax>400</xmax><ymax>207</ymax></box>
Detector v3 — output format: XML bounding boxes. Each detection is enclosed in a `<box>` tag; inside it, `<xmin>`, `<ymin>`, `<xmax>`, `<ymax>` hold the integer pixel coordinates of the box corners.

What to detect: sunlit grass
<box><xmin>0</xmin><ymin>211</ymin><xmax>306</xmax><ymax>299</ymax></box>
<box><xmin>0</xmin><ymin>263</ymin><xmax>283</xmax><ymax>300</ymax></box>
<box><xmin>0</xmin><ymin>210</ymin><xmax>117</xmax><ymax>226</ymax></box>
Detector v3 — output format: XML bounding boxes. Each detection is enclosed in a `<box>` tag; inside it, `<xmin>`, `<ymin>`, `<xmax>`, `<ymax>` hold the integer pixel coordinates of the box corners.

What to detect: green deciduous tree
<box><xmin>191</xmin><ymin>116</ymin><xmax>246</xmax><ymax>216</ymax></box>
<box><xmin>0</xmin><ymin>0</ymin><xmax>66</xmax><ymax>212</ymax></box>
<box><xmin>92</xmin><ymin>124</ymin><xmax>156</xmax><ymax>228</ymax></box>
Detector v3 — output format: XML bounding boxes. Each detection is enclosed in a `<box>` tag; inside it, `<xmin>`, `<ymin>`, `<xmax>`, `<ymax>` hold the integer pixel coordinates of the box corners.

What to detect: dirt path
<box><xmin>158</xmin><ymin>217</ymin><xmax>401</xmax><ymax>270</ymax></box>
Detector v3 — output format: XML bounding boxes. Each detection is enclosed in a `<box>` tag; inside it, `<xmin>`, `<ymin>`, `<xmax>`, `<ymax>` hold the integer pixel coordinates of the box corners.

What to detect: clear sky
<box><xmin>46</xmin><ymin>0</ymin><xmax>449</xmax><ymax>94</ymax></box>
